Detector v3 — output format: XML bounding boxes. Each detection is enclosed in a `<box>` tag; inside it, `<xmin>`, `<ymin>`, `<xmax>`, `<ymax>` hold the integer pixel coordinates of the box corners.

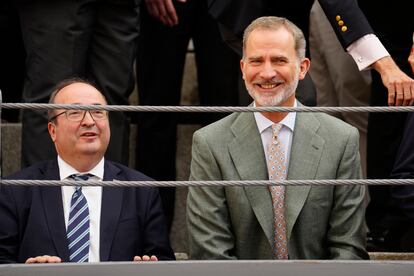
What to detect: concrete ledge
<box><xmin>2</xmin><ymin>260</ymin><xmax>414</xmax><ymax>276</ymax></box>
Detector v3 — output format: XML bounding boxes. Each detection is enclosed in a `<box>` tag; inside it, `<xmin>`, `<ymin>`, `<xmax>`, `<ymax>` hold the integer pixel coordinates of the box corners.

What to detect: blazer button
<box><xmin>336</xmin><ymin>15</ymin><xmax>341</xmax><ymax>21</ymax></box>
<box><xmin>338</xmin><ymin>20</ymin><xmax>344</xmax><ymax>26</ymax></box>
<box><xmin>341</xmin><ymin>26</ymin><xmax>348</xmax><ymax>32</ymax></box>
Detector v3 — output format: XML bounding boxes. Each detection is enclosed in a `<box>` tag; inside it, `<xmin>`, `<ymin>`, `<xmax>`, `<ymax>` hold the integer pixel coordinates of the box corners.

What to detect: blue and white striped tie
<box><xmin>67</xmin><ymin>174</ymin><xmax>92</xmax><ymax>262</ymax></box>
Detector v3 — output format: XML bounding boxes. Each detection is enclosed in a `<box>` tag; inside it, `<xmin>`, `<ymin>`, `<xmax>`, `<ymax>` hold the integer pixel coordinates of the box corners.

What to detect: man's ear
<box><xmin>48</xmin><ymin>122</ymin><xmax>57</xmax><ymax>142</ymax></box>
<box><xmin>298</xmin><ymin>57</ymin><xmax>310</xmax><ymax>80</ymax></box>
<box><xmin>240</xmin><ymin>58</ymin><xmax>246</xmax><ymax>80</ymax></box>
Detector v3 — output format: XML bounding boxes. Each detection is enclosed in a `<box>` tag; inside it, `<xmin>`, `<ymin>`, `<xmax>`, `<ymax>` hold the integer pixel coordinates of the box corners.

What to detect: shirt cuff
<box><xmin>346</xmin><ymin>34</ymin><xmax>390</xmax><ymax>71</ymax></box>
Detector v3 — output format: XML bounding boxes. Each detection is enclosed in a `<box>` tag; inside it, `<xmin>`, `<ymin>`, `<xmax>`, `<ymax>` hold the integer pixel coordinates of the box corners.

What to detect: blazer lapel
<box><xmin>228</xmin><ymin>112</ymin><xmax>275</xmax><ymax>245</ymax></box>
<box><xmin>40</xmin><ymin>161</ymin><xmax>70</xmax><ymax>261</ymax></box>
<box><xmin>285</xmin><ymin>113</ymin><xmax>324</xmax><ymax>242</ymax></box>
<box><xmin>100</xmin><ymin>161</ymin><xmax>123</xmax><ymax>261</ymax></box>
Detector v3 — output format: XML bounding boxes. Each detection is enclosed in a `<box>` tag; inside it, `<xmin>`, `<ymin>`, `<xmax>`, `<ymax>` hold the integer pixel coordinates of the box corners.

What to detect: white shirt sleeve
<box><xmin>346</xmin><ymin>34</ymin><xmax>390</xmax><ymax>71</ymax></box>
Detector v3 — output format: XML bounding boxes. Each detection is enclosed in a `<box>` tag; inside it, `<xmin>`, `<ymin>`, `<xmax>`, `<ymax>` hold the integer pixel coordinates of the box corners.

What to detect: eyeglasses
<box><xmin>49</xmin><ymin>110</ymin><xmax>108</xmax><ymax>122</ymax></box>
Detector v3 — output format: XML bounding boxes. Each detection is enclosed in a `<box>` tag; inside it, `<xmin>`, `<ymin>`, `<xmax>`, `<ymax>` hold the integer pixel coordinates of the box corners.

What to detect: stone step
<box><xmin>1</xmin><ymin>122</ymin><xmax>21</xmax><ymax>177</ymax></box>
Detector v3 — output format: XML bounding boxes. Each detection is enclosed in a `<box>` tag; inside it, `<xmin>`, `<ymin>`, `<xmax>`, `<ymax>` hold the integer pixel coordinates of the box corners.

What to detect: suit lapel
<box><xmin>285</xmin><ymin>113</ymin><xmax>324</xmax><ymax>242</ymax></box>
<box><xmin>100</xmin><ymin>161</ymin><xmax>123</xmax><ymax>261</ymax></box>
<box><xmin>228</xmin><ymin>112</ymin><xmax>275</xmax><ymax>245</ymax></box>
<box><xmin>225</xmin><ymin>111</ymin><xmax>325</xmax><ymax>248</ymax></box>
<box><xmin>40</xmin><ymin>160</ymin><xmax>70</xmax><ymax>261</ymax></box>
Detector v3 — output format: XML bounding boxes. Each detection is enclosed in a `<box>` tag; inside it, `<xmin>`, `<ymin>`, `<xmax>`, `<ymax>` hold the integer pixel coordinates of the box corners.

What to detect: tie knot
<box><xmin>271</xmin><ymin>123</ymin><xmax>283</xmax><ymax>136</ymax></box>
<box><xmin>70</xmin><ymin>173</ymin><xmax>93</xmax><ymax>181</ymax></box>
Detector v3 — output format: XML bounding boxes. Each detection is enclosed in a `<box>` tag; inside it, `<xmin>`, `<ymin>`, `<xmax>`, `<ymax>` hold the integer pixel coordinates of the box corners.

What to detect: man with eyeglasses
<box><xmin>0</xmin><ymin>78</ymin><xmax>175</xmax><ymax>264</ymax></box>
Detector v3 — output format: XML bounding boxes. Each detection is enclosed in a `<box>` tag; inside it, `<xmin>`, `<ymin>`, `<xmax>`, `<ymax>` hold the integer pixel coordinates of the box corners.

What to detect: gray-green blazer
<box><xmin>187</xmin><ymin>111</ymin><xmax>368</xmax><ymax>260</ymax></box>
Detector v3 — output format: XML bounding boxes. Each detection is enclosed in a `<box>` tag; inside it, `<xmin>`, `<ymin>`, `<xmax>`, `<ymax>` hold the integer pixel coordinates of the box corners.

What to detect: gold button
<box><xmin>336</xmin><ymin>15</ymin><xmax>341</xmax><ymax>21</ymax></box>
<box><xmin>338</xmin><ymin>20</ymin><xmax>344</xmax><ymax>26</ymax></box>
<box><xmin>341</xmin><ymin>26</ymin><xmax>348</xmax><ymax>32</ymax></box>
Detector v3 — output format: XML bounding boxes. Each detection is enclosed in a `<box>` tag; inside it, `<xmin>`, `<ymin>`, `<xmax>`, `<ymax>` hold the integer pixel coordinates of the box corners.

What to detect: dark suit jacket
<box><xmin>386</xmin><ymin>113</ymin><xmax>414</xmax><ymax>250</ymax></box>
<box><xmin>358</xmin><ymin>0</ymin><xmax>413</xmax><ymax>60</ymax></box>
<box><xmin>207</xmin><ymin>0</ymin><xmax>373</xmax><ymax>50</ymax></box>
<box><xmin>0</xmin><ymin>160</ymin><xmax>175</xmax><ymax>263</ymax></box>
<box><xmin>391</xmin><ymin>113</ymin><xmax>414</xmax><ymax>220</ymax></box>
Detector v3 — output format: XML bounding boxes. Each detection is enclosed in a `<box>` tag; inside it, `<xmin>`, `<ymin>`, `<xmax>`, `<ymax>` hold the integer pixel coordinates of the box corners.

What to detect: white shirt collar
<box><xmin>57</xmin><ymin>156</ymin><xmax>105</xmax><ymax>180</ymax></box>
<box><xmin>253</xmin><ymin>99</ymin><xmax>297</xmax><ymax>134</ymax></box>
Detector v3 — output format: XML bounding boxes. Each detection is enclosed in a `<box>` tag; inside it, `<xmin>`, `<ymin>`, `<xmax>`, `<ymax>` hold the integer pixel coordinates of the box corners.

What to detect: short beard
<box><xmin>246</xmin><ymin>73</ymin><xmax>299</xmax><ymax>107</ymax></box>
<box><xmin>246</xmin><ymin>77</ymin><xmax>299</xmax><ymax>107</ymax></box>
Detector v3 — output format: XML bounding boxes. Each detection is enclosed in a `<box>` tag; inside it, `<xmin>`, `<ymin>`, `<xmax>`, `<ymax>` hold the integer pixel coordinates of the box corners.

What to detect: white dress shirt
<box><xmin>59</xmin><ymin>156</ymin><xmax>103</xmax><ymax>262</ymax></box>
<box><xmin>253</xmin><ymin>100</ymin><xmax>297</xmax><ymax>177</ymax></box>
<box><xmin>347</xmin><ymin>34</ymin><xmax>389</xmax><ymax>70</ymax></box>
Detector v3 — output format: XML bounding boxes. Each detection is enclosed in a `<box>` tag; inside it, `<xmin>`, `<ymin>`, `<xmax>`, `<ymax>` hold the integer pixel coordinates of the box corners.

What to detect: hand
<box><xmin>133</xmin><ymin>255</ymin><xmax>158</xmax><ymax>262</ymax></box>
<box><xmin>145</xmin><ymin>0</ymin><xmax>187</xmax><ymax>27</ymax></box>
<box><xmin>373</xmin><ymin>56</ymin><xmax>414</xmax><ymax>106</ymax></box>
<box><xmin>25</xmin><ymin>255</ymin><xmax>62</xmax><ymax>264</ymax></box>
<box><xmin>408</xmin><ymin>44</ymin><xmax>414</xmax><ymax>75</ymax></box>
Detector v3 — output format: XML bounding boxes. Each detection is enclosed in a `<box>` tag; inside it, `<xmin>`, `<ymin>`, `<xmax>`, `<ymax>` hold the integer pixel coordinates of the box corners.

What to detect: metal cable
<box><xmin>1</xmin><ymin>102</ymin><xmax>413</xmax><ymax>187</ymax></box>
<box><xmin>1</xmin><ymin>178</ymin><xmax>414</xmax><ymax>187</ymax></box>
<box><xmin>1</xmin><ymin>103</ymin><xmax>414</xmax><ymax>113</ymax></box>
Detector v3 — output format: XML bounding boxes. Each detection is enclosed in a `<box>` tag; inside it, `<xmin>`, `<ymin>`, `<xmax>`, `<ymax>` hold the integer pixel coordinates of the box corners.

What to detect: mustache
<box><xmin>79</xmin><ymin>126</ymin><xmax>100</xmax><ymax>134</ymax></box>
<box><xmin>256</xmin><ymin>78</ymin><xmax>284</xmax><ymax>85</ymax></box>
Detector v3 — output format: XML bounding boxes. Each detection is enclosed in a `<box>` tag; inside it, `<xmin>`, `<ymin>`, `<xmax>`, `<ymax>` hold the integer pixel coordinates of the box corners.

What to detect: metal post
<box><xmin>0</xmin><ymin>88</ymin><xmax>2</xmax><ymax>180</ymax></box>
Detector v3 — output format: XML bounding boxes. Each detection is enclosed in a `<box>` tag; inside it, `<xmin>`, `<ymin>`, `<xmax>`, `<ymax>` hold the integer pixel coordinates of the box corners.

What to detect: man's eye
<box><xmin>92</xmin><ymin>110</ymin><xmax>105</xmax><ymax>117</ymax></box>
<box><xmin>273</xmin><ymin>59</ymin><xmax>287</xmax><ymax>64</ymax></box>
<box><xmin>68</xmin><ymin>110</ymin><xmax>82</xmax><ymax>116</ymax></box>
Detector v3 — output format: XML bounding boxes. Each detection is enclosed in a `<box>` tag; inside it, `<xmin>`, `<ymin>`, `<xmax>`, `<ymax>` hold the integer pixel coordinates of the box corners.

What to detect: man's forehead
<box><xmin>248</xmin><ymin>27</ymin><xmax>294</xmax><ymax>45</ymax></box>
<box><xmin>55</xmin><ymin>83</ymin><xmax>106</xmax><ymax>103</ymax></box>
<box><xmin>245</xmin><ymin>28</ymin><xmax>296</xmax><ymax>56</ymax></box>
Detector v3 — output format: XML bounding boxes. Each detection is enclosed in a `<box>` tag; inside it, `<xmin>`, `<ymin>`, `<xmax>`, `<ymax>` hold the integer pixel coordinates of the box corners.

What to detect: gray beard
<box><xmin>246</xmin><ymin>75</ymin><xmax>299</xmax><ymax>107</ymax></box>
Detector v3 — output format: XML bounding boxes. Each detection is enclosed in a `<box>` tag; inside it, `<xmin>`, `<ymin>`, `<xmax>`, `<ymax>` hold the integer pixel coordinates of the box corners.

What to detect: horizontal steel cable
<box><xmin>1</xmin><ymin>103</ymin><xmax>414</xmax><ymax>113</ymax></box>
<box><xmin>1</xmin><ymin>179</ymin><xmax>414</xmax><ymax>187</ymax></box>
<box><xmin>1</xmin><ymin>103</ymin><xmax>413</xmax><ymax>186</ymax></box>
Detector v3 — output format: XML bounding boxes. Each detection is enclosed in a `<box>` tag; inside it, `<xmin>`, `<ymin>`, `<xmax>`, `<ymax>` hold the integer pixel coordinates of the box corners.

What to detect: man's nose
<box><xmin>81</xmin><ymin>111</ymin><xmax>95</xmax><ymax>125</ymax></box>
<box><xmin>260</xmin><ymin>62</ymin><xmax>277</xmax><ymax>79</ymax></box>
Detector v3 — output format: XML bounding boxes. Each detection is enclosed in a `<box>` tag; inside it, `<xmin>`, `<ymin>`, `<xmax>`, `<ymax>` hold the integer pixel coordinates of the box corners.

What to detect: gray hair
<box><xmin>242</xmin><ymin>16</ymin><xmax>306</xmax><ymax>60</ymax></box>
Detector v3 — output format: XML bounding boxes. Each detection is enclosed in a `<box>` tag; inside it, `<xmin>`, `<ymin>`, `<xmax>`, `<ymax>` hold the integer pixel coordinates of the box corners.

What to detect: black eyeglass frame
<box><xmin>48</xmin><ymin>109</ymin><xmax>108</xmax><ymax>122</ymax></box>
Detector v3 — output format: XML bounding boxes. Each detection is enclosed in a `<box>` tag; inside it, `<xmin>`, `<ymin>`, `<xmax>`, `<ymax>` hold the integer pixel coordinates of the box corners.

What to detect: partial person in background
<box><xmin>207</xmin><ymin>0</ymin><xmax>414</xmax><ymax>107</ymax></box>
<box><xmin>15</xmin><ymin>0</ymin><xmax>139</xmax><ymax>169</ymax></box>
<box><xmin>309</xmin><ymin>1</ymin><xmax>371</xmax><ymax>177</ymax></box>
<box><xmin>0</xmin><ymin>79</ymin><xmax>175</xmax><ymax>263</ymax></box>
<box><xmin>0</xmin><ymin>1</ymin><xmax>24</xmax><ymax>122</ymax></box>
<box><xmin>187</xmin><ymin>17</ymin><xmax>367</xmax><ymax>260</ymax></box>
<box><xmin>387</xmin><ymin>42</ymin><xmax>414</xmax><ymax>252</ymax></box>
<box><xmin>135</xmin><ymin>0</ymin><xmax>241</xmax><ymax>230</ymax></box>
<box><xmin>388</xmin><ymin>113</ymin><xmax>414</xmax><ymax>252</ymax></box>
<box><xmin>356</xmin><ymin>1</ymin><xmax>414</xmax><ymax>251</ymax></box>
